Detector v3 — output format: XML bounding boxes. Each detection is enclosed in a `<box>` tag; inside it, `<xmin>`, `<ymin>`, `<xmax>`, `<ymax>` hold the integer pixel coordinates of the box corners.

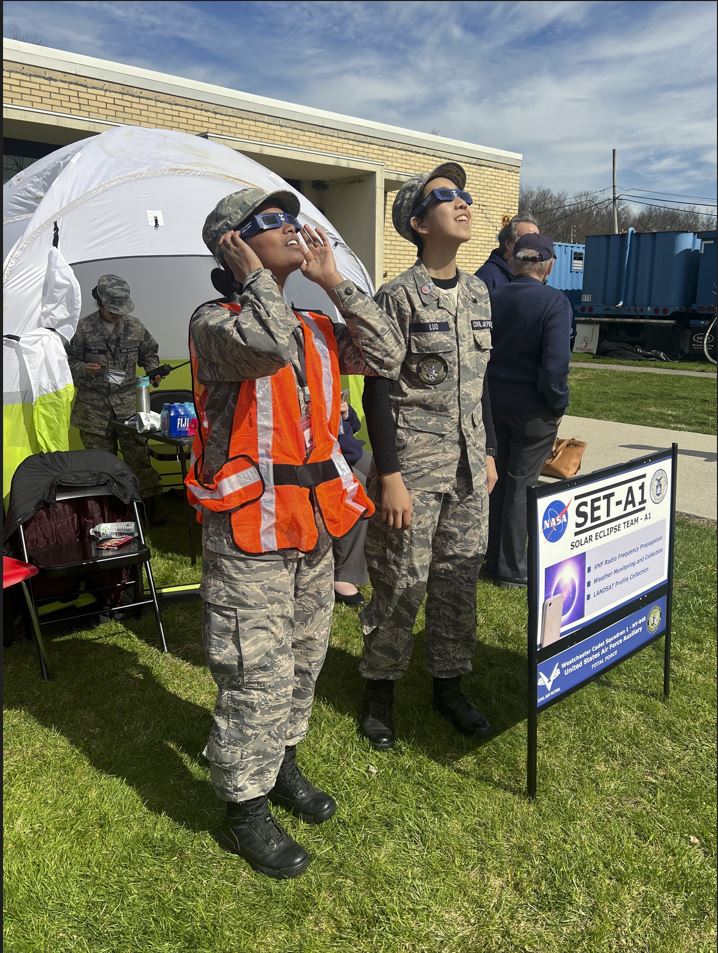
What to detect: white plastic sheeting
<box><xmin>2</xmin><ymin>125</ymin><xmax>374</xmax><ymax>494</ymax></box>
<box><xmin>3</xmin><ymin>125</ymin><xmax>374</xmax><ymax>351</ymax></box>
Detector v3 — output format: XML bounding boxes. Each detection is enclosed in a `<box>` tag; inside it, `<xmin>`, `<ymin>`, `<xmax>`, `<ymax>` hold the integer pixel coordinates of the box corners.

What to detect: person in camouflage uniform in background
<box><xmin>191</xmin><ymin>188</ymin><xmax>403</xmax><ymax>879</ymax></box>
<box><xmin>359</xmin><ymin>162</ymin><xmax>499</xmax><ymax>750</ymax></box>
<box><xmin>65</xmin><ymin>274</ymin><xmax>165</xmax><ymax>523</ymax></box>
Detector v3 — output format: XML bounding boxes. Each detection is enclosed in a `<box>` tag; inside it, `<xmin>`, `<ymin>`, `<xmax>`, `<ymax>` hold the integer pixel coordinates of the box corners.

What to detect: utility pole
<box><xmin>612</xmin><ymin>148</ymin><xmax>619</xmax><ymax>234</ymax></box>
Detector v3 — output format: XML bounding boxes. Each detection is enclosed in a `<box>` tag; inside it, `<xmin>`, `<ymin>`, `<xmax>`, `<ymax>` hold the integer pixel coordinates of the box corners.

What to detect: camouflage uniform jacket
<box><xmin>375</xmin><ymin>260</ymin><xmax>492</xmax><ymax>491</ymax></box>
<box><xmin>65</xmin><ymin>311</ymin><xmax>159</xmax><ymax>432</ymax></box>
<box><xmin>190</xmin><ymin>268</ymin><xmax>404</xmax><ymax>557</ymax></box>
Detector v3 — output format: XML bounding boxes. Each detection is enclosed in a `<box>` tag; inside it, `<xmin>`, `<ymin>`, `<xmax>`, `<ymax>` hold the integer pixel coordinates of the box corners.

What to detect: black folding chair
<box><xmin>4</xmin><ymin>450</ymin><xmax>168</xmax><ymax>657</ymax></box>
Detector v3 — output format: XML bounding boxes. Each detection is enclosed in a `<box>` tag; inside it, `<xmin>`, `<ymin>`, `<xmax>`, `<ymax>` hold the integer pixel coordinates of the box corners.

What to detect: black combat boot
<box><xmin>269</xmin><ymin>745</ymin><xmax>337</xmax><ymax>823</ymax></box>
<box><xmin>432</xmin><ymin>676</ymin><xmax>492</xmax><ymax>737</ymax></box>
<box><xmin>217</xmin><ymin>795</ymin><xmax>310</xmax><ymax>879</ymax></box>
<box><xmin>360</xmin><ymin>678</ymin><xmax>395</xmax><ymax>749</ymax></box>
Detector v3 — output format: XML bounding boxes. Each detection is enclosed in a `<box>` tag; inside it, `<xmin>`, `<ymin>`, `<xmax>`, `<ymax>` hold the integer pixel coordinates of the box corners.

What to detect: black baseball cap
<box><xmin>512</xmin><ymin>233</ymin><xmax>556</xmax><ymax>261</ymax></box>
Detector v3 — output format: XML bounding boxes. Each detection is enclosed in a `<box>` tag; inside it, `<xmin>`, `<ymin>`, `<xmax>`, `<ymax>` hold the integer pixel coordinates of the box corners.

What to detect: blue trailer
<box><xmin>546</xmin><ymin>242</ymin><xmax>586</xmax><ymax>348</ymax></box>
<box><xmin>573</xmin><ymin>229</ymin><xmax>716</xmax><ymax>358</ymax></box>
<box><xmin>546</xmin><ymin>241</ymin><xmax>586</xmax><ymax>313</ymax></box>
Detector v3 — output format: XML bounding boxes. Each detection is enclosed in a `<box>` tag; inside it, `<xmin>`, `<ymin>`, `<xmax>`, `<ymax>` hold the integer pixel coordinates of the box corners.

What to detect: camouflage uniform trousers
<box><xmin>359</xmin><ymin>460</ymin><xmax>488</xmax><ymax>681</ymax></box>
<box><xmin>200</xmin><ymin>539</ymin><xmax>335</xmax><ymax>802</ymax></box>
<box><xmin>79</xmin><ymin>421</ymin><xmax>162</xmax><ymax>499</ymax></box>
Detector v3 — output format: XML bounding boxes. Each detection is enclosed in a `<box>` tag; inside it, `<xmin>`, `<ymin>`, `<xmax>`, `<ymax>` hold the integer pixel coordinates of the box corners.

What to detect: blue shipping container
<box><xmin>580</xmin><ymin>230</ymin><xmax>710</xmax><ymax>314</ymax></box>
<box><xmin>694</xmin><ymin>231</ymin><xmax>717</xmax><ymax>311</ymax></box>
<box><xmin>547</xmin><ymin>242</ymin><xmax>585</xmax><ymax>310</ymax></box>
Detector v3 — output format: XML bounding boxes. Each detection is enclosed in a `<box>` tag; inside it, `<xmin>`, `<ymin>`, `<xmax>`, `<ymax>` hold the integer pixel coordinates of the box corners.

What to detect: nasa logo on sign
<box><xmin>647</xmin><ymin>604</ymin><xmax>662</xmax><ymax>633</ymax></box>
<box><xmin>542</xmin><ymin>500</ymin><xmax>570</xmax><ymax>542</ymax></box>
<box><xmin>650</xmin><ymin>469</ymin><xmax>668</xmax><ymax>504</ymax></box>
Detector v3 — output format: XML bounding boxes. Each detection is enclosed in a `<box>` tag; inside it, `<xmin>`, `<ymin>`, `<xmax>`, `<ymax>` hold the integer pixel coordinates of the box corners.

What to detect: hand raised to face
<box><xmin>299</xmin><ymin>224</ymin><xmax>343</xmax><ymax>292</ymax></box>
<box><xmin>218</xmin><ymin>230</ymin><xmax>264</xmax><ymax>284</ymax></box>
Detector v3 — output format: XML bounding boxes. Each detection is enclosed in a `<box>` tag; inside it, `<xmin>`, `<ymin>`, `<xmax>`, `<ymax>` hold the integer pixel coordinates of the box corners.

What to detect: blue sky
<box><xmin>4</xmin><ymin>0</ymin><xmax>717</xmax><ymax>214</ymax></box>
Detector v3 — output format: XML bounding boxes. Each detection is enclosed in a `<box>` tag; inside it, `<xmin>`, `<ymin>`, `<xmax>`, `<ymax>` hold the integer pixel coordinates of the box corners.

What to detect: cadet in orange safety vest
<box><xmin>189</xmin><ymin>188</ymin><xmax>403</xmax><ymax>879</ymax></box>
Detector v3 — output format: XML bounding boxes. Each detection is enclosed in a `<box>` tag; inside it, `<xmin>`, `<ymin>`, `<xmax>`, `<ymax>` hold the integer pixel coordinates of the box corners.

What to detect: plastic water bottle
<box><xmin>161</xmin><ymin>402</ymin><xmax>197</xmax><ymax>437</ymax></box>
<box><xmin>135</xmin><ymin>376</ymin><xmax>150</xmax><ymax>414</ymax></box>
<box><xmin>160</xmin><ymin>402</ymin><xmax>171</xmax><ymax>435</ymax></box>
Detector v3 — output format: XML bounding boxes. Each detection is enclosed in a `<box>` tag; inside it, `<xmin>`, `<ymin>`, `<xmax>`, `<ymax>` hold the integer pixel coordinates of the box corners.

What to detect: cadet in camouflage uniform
<box><xmin>192</xmin><ymin>188</ymin><xmax>403</xmax><ymax>879</ymax></box>
<box><xmin>65</xmin><ymin>275</ymin><xmax>164</xmax><ymax>519</ymax></box>
<box><xmin>359</xmin><ymin>162</ymin><xmax>498</xmax><ymax>749</ymax></box>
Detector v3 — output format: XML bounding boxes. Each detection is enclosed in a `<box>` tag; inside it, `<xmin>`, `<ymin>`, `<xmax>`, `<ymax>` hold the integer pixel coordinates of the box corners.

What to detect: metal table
<box><xmin>109</xmin><ymin>419</ymin><xmax>198</xmax><ymax>565</ymax></box>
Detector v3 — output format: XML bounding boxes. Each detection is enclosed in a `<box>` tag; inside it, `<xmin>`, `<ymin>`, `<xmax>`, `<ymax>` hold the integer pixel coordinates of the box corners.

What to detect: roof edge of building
<box><xmin>3</xmin><ymin>39</ymin><xmax>522</xmax><ymax>168</ymax></box>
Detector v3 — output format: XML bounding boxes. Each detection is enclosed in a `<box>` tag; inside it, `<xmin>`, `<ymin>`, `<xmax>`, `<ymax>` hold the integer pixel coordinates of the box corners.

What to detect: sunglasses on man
<box><xmin>412</xmin><ymin>187</ymin><xmax>473</xmax><ymax>218</ymax></box>
<box><xmin>236</xmin><ymin>211</ymin><xmax>301</xmax><ymax>240</ymax></box>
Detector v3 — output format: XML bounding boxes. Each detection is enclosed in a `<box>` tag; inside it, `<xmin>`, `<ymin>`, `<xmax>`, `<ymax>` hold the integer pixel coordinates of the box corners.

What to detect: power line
<box><xmin>530</xmin><ymin>194</ymin><xmax>612</xmax><ymax>223</ymax></box>
<box><xmin>623</xmin><ymin>186</ymin><xmax>717</xmax><ymax>202</ymax></box>
<box><xmin>524</xmin><ymin>185</ymin><xmax>613</xmax><ymax>211</ymax></box>
<box><xmin>541</xmin><ymin>195</ymin><xmax>616</xmax><ymax>229</ymax></box>
<box><xmin>620</xmin><ymin>196</ymin><xmax>718</xmax><ymax>219</ymax></box>
<box><xmin>621</xmin><ymin>189</ymin><xmax>716</xmax><ymax>209</ymax></box>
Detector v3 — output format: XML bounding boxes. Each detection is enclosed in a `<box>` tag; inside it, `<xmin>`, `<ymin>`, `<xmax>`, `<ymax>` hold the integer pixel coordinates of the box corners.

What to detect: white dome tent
<box><xmin>2</xmin><ymin>126</ymin><xmax>374</xmax><ymax>496</ymax></box>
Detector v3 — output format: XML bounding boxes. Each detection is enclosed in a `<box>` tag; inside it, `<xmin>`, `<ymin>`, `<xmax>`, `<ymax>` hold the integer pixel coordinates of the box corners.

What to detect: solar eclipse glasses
<box><xmin>412</xmin><ymin>187</ymin><xmax>473</xmax><ymax>217</ymax></box>
<box><xmin>237</xmin><ymin>211</ymin><xmax>301</xmax><ymax>240</ymax></box>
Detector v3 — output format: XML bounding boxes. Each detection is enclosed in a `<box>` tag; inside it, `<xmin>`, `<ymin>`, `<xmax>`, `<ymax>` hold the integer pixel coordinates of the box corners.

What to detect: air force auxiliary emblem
<box><xmin>417</xmin><ymin>354</ymin><xmax>448</xmax><ymax>385</ymax></box>
<box><xmin>650</xmin><ymin>469</ymin><xmax>668</xmax><ymax>504</ymax></box>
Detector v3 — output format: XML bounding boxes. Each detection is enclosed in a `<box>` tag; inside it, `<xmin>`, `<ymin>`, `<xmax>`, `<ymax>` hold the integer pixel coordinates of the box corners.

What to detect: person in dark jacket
<box><xmin>475</xmin><ymin>214</ymin><xmax>539</xmax><ymax>291</ymax></box>
<box><xmin>333</xmin><ymin>392</ymin><xmax>369</xmax><ymax>605</ymax></box>
<box><xmin>485</xmin><ymin>233</ymin><xmax>571</xmax><ymax>587</ymax></box>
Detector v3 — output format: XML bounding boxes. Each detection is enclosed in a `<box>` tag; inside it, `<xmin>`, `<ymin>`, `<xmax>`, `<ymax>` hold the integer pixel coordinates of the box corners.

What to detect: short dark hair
<box><xmin>409</xmin><ymin>205</ymin><xmax>429</xmax><ymax>256</ymax></box>
<box><xmin>410</xmin><ymin>224</ymin><xmax>425</xmax><ymax>256</ymax></box>
<box><xmin>498</xmin><ymin>214</ymin><xmax>540</xmax><ymax>250</ymax></box>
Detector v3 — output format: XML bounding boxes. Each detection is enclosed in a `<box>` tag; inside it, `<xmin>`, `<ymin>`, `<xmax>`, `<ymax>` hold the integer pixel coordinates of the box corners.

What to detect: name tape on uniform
<box><xmin>409</xmin><ymin>321</ymin><xmax>450</xmax><ymax>333</ymax></box>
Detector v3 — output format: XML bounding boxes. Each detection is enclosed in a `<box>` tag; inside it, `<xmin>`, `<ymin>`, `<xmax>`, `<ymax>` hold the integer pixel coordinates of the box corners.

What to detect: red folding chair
<box><xmin>3</xmin><ymin>556</ymin><xmax>51</xmax><ymax>679</ymax></box>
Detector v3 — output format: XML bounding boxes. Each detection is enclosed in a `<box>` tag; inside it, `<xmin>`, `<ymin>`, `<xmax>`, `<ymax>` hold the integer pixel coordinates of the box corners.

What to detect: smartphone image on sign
<box><xmin>540</xmin><ymin>594</ymin><xmax>565</xmax><ymax>648</ymax></box>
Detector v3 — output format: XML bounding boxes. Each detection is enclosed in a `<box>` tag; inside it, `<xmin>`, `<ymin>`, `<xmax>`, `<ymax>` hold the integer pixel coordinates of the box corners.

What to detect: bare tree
<box><xmin>519</xmin><ymin>185</ymin><xmax>716</xmax><ymax>241</ymax></box>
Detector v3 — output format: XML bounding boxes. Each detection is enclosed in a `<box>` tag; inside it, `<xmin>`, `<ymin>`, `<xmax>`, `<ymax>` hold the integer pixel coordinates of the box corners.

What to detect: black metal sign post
<box><xmin>663</xmin><ymin>446</ymin><xmax>679</xmax><ymax>701</ymax></box>
<box><xmin>526</xmin><ymin>445</ymin><xmax>677</xmax><ymax>799</ymax></box>
<box><xmin>527</xmin><ymin>487</ymin><xmax>540</xmax><ymax>800</ymax></box>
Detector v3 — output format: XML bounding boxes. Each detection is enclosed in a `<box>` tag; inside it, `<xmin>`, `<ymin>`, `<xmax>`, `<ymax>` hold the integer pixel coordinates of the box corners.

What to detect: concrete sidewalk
<box><xmin>546</xmin><ymin>415</ymin><xmax>717</xmax><ymax>521</ymax></box>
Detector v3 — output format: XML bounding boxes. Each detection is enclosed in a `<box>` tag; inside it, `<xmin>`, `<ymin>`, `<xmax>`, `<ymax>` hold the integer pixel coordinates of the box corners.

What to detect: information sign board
<box><xmin>526</xmin><ymin>447</ymin><xmax>677</xmax><ymax>797</ymax></box>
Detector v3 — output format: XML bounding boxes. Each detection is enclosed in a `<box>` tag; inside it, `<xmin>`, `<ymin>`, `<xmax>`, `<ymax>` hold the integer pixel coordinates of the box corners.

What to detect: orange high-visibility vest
<box><xmin>185</xmin><ymin>302</ymin><xmax>374</xmax><ymax>554</ymax></box>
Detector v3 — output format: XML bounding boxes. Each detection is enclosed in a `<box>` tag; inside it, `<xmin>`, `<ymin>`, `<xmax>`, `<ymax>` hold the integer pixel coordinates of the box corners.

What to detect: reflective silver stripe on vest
<box><xmin>187</xmin><ymin>466</ymin><xmax>260</xmax><ymax>501</ymax></box>
<box><xmin>299</xmin><ymin>312</ymin><xmax>362</xmax><ymax>511</ymax></box>
<box><xmin>299</xmin><ymin>312</ymin><xmax>333</xmax><ymax>413</ymax></box>
<box><xmin>255</xmin><ymin>375</ymin><xmax>277</xmax><ymax>551</ymax></box>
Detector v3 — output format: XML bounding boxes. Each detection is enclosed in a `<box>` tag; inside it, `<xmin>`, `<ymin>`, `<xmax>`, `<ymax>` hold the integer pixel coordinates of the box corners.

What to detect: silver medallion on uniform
<box><xmin>417</xmin><ymin>354</ymin><xmax>448</xmax><ymax>385</ymax></box>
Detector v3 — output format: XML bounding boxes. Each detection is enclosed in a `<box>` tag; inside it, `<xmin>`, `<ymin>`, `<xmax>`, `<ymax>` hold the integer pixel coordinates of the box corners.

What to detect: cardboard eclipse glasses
<box><xmin>236</xmin><ymin>211</ymin><xmax>301</xmax><ymax>240</ymax></box>
<box><xmin>413</xmin><ymin>187</ymin><xmax>473</xmax><ymax>217</ymax></box>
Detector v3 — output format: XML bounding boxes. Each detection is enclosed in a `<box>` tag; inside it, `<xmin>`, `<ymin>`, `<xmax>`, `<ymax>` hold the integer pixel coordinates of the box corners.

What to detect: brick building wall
<box><xmin>3</xmin><ymin>57</ymin><xmax>520</xmax><ymax>281</ymax></box>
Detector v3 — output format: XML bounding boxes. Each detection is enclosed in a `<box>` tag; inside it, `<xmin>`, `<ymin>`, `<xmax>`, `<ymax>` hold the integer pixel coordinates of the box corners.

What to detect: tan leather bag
<box><xmin>541</xmin><ymin>438</ymin><xmax>587</xmax><ymax>479</ymax></box>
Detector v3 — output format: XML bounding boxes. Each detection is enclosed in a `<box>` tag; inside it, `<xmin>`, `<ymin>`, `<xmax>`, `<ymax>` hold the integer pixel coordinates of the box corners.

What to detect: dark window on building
<box><xmin>3</xmin><ymin>138</ymin><xmax>62</xmax><ymax>184</ymax></box>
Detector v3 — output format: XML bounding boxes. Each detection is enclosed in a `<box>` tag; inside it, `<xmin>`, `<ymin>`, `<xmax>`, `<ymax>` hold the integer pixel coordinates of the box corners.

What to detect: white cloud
<box><xmin>3</xmin><ymin>0</ymin><xmax>716</xmax><ymax>201</ymax></box>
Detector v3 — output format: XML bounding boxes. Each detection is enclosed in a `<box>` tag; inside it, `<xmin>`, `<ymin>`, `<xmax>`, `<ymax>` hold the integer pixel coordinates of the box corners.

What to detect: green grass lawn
<box><xmin>568</xmin><ymin>367</ymin><xmax>717</xmax><ymax>434</ymax></box>
<box><xmin>4</xmin><ymin>510</ymin><xmax>716</xmax><ymax>953</ymax></box>
<box><xmin>570</xmin><ymin>353</ymin><xmax>716</xmax><ymax>374</ymax></box>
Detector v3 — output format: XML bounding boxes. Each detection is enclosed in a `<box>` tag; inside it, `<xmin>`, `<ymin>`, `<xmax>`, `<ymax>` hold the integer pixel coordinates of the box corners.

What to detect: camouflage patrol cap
<box><xmin>202</xmin><ymin>187</ymin><xmax>301</xmax><ymax>264</ymax></box>
<box><xmin>392</xmin><ymin>162</ymin><xmax>467</xmax><ymax>244</ymax></box>
<box><xmin>95</xmin><ymin>274</ymin><xmax>134</xmax><ymax>314</ymax></box>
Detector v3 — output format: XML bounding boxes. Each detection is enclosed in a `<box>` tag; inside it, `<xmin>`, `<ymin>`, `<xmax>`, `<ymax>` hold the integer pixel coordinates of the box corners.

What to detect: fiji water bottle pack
<box><xmin>160</xmin><ymin>402</ymin><xmax>198</xmax><ymax>438</ymax></box>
